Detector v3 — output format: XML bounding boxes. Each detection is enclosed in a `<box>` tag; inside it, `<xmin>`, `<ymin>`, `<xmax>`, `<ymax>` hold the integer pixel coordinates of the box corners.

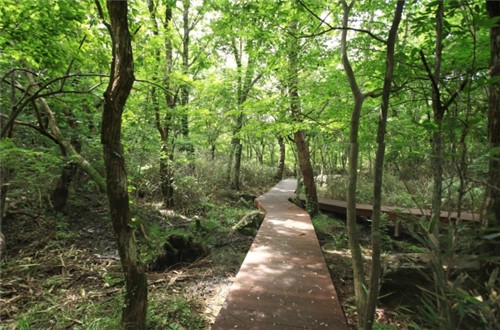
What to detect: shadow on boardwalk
<box><xmin>212</xmin><ymin>179</ymin><xmax>348</xmax><ymax>329</ymax></box>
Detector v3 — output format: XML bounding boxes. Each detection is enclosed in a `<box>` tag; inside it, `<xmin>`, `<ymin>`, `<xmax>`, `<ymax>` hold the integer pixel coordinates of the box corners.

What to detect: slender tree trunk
<box><xmin>210</xmin><ymin>143</ymin><xmax>216</xmax><ymax>160</ymax></box>
<box><xmin>340</xmin><ymin>0</ymin><xmax>367</xmax><ymax>325</ymax></box>
<box><xmin>180</xmin><ymin>0</ymin><xmax>194</xmax><ymax>158</ymax></box>
<box><xmin>288</xmin><ymin>12</ymin><xmax>318</xmax><ymax>215</ymax></box>
<box><xmin>428</xmin><ymin>2</ymin><xmax>445</xmax><ymax>237</ymax></box>
<box><xmin>422</xmin><ymin>4</ymin><xmax>449</xmax><ymax>326</ymax></box>
<box><xmin>36</xmin><ymin>95</ymin><xmax>107</xmax><ymax>193</ymax></box>
<box><xmin>275</xmin><ymin>135</ymin><xmax>286</xmax><ymax>181</ymax></box>
<box><xmin>0</xmin><ymin>73</ymin><xmax>16</xmax><ymax>257</ymax></box>
<box><xmin>294</xmin><ymin>131</ymin><xmax>318</xmax><ymax>215</ymax></box>
<box><xmin>227</xmin><ymin>142</ymin><xmax>235</xmax><ymax>183</ymax></box>
<box><xmin>364</xmin><ymin>2</ymin><xmax>405</xmax><ymax>329</ymax></box>
<box><xmin>231</xmin><ymin>127</ymin><xmax>243</xmax><ymax>190</ymax></box>
<box><xmin>485</xmin><ymin>0</ymin><xmax>500</xmax><ymax>261</ymax></box>
<box><xmin>51</xmin><ymin>109</ymin><xmax>82</xmax><ymax>211</ymax></box>
<box><xmin>99</xmin><ymin>1</ymin><xmax>147</xmax><ymax>328</ymax></box>
<box><xmin>51</xmin><ymin>160</ymin><xmax>78</xmax><ymax>211</ymax></box>
<box><xmin>147</xmin><ymin>0</ymin><xmax>176</xmax><ymax>208</ymax></box>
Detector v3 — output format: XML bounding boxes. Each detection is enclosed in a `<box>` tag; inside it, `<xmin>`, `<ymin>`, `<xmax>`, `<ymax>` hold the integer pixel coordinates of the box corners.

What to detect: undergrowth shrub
<box><xmin>312</xmin><ymin>213</ymin><xmax>349</xmax><ymax>249</ymax></box>
<box><xmin>0</xmin><ymin>138</ymin><xmax>63</xmax><ymax>209</ymax></box>
<box><xmin>326</xmin><ymin>171</ymin><xmax>433</xmax><ymax>210</ymax></box>
<box><xmin>410</xmin><ymin>222</ymin><xmax>500</xmax><ymax>329</ymax></box>
<box><xmin>240</xmin><ymin>160</ymin><xmax>276</xmax><ymax>190</ymax></box>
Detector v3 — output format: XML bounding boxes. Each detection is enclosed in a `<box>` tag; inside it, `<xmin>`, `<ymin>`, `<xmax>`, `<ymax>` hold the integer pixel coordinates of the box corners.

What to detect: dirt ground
<box><xmin>1</xmin><ymin>199</ymin><xmax>411</xmax><ymax>329</ymax></box>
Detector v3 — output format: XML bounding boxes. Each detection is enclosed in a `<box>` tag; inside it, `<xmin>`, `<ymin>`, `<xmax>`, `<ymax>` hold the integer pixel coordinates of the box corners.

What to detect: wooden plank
<box><xmin>212</xmin><ymin>179</ymin><xmax>348</xmax><ymax>329</ymax></box>
<box><xmin>297</xmin><ymin>195</ymin><xmax>480</xmax><ymax>222</ymax></box>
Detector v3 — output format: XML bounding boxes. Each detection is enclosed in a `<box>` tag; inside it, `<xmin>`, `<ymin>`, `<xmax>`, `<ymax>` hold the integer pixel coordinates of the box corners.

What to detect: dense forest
<box><xmin>1</xmin><ymin>0</ymin><xmax>499</xmax><ymax>329</ymax></box>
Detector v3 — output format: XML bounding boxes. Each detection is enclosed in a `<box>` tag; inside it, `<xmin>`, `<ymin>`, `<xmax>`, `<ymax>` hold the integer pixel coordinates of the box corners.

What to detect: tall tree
<box><xmin>147</xmin><ymin>0</ymin><xmax>176</xmax><ymax>208</ymax></box>
<box><xmin>419</xmin><ymin>1</ymin><xmax>469</xmax><ymax>236</ymax></box>
<box><xmin>229</xmin><ymin>37</ymin><xmax>261</xmax><ymax>190</ymax></box>
<box><xmin>364</xmin><ymin>2</ymin><xmax>405</xmax><ymax>329</ymax></box>
<box><xmin>340</xmin><ymin>0</ymin><xmax>369</xmax><ymax>321</ymax></box>
<box><xmin>288</xmin><ymin>6</ymin><xmax>318</xmax><ymax>215</ymax></box>
<box><xmin>97</xmin><ymin>0</ymin><xmax>148</xmax><ymax>328</ymax></box>
<box><xmin>338</xmin><ymin>0</ymin><xmax>398</xmax><ymax>325</ymax></box>
<box><xmin>485</xmin><ymin>0</ymin><xmax>500</xmax><ymax>260</ymax></box>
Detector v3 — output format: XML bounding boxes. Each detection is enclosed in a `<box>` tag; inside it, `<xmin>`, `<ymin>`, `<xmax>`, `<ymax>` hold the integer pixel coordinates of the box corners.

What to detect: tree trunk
<box><xmin>340</xmin><ymin>0</ymin><xmax>367</xmax><ymax>325</ymax></box>
<box><xmin>51</xmin><ymin>161</ymin><xmax>78</xmax><ymax>211</ymax></box>
<box><xmin>100</xmin><ymin>1</ymin><xmax>147</xmax><ymax>328</ymax></box>
<box><xmin>294</xmin><ymin>131</ymin><xmax>318</xmax><ymax>215</ymax></box>
<box><xmin>147</xmin><ymin>0</ymin><xmax>176</xmax><ymax>209</ymax></box>
<box><xmin>51</xmin><ymin>109</ymin><xmax>82</xmax><ymax>212</ymax></box>
<box><xmin>230</xmin><ymin>113</ymin><xmax>244</xmax><ymax>190</ymax></box>
<box><xmin>275</xmin><ymin>135</ymin><xmax>286</xmax><ymax>181</ymax></box>
<box><xmin>210</xmin><ymin>143</ymin><xmax>216</xmax><ymax>160</ymax></box>
<box><xmin>0</xmin><ymin>73</ymin><xmax>16</xmax><ymax>233</ymax></box>
<box><xmin>417</xmin><ymin>3</ymin><xmax>470</xmax><ymax>327</ymax></box>
<box><xmin>229</xmin><ymin>38</ymin><xmax>260</xmax><ymax>190</ymax></box>
<box><xmin>426</xmin><ymin>1</ymin><xmax>445</xmax><ymax>237</ymax></box>
<box><xmin>364</xmin><ymin>2</ymin><xmax>405</xmax><ymax>329</ymax></box>
<box><xmin>160</xmin><ymin>145</ymin><xmax>174</xmax><ymax>208</ymax></box>
<box><xmin>288</xmin><ymin>12</ymin><xmax>318</xmax><ymax>216</ymax></box>
<box><xmin>485</xmin><ymin>0</ymin><xmax>500</xmax><ymax>263</ymax></box>
<box><xmin>180</xmin><ymin>0</ymin><xmax>194</xmax><ymax>159</ymax></box>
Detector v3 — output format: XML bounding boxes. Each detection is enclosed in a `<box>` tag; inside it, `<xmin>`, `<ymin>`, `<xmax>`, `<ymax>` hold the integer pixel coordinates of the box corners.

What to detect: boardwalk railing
<box><xmin>212</xmin><ymin>179</ymin><xmax>347</xmax><ymax>329</ymax></box>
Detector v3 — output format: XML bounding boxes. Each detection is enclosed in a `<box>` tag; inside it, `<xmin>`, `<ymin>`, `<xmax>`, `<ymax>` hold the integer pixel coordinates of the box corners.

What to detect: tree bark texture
<box><xmin>230</xmin><ymin>112</ymin><xmax>244</xmax><ymax>190</ymax></box>
<box><xmin>340</xmin><ymin>0</ymin><xmax>367</xmax><ymax>325</ymax></box>
<box><xmin>37</xmin><ymin>96</ymin><xmax>106</xmax><ymax>194</ymax></box>
<box><xmin>288</xmin><ymin>14</ymin><xmax>318</xmax><ymax>216</ymax></box>
<box><xmin>429</xmin><ymin>1</ymin><xmax>445</xmax><ymax>237</ymax></box>
<box><xmin>229</xmin><ymin>38</ymin><xmax>259</xmax><ymax>190</ymax></box>
<box><xmin>364</xmin><ymin>1</ymin><xmax>405</xmax><ymax>329</ymax></box>
<box><xmin>180</xmin><ymin>0</ymin><xmax>194</xmax><ymax>157</ymax></box>
<box><xmin>51</xmin><ymin>109</ymin><xmax>82</xmax><ymax>211</ymax></box>
<box><xmin>147</xmin><ymin>0</ymin><xmax>175</xmax><ymax>209</ymax></box>
<box><xmin>101</xmin><ymin>1</ymin><xmax>147</xmax><ymax>328</ymax></box>
<box><xmin>294</xmin><ymin>131</ymin><xmax>318</xmax><ymax>215</ymax></box>
<box><xmin>486</xmin><ymin>0</ymin><xmax>500</xmax><ymax>255</ymax></box>
<box><xmin>0</xmin><ymin>73</ymin><xmax>16</xmax><ymax>232</ymax></box>
<box><xmin>275</xmin><ymin>135</ymin><xmax>286</xmax><ymax>181</ymax></box>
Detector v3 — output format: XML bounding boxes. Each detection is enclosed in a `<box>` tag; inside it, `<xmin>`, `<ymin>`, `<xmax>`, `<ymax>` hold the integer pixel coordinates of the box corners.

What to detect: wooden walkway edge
<box><xmin>212</xmin><ymin>179</ymin><xmax>348</xmax><ymax>329</ymax></box>
<box><xmin>298</xmin><ymin>195</ymin><xmax>479</xmax><ymax>223</ymax></box>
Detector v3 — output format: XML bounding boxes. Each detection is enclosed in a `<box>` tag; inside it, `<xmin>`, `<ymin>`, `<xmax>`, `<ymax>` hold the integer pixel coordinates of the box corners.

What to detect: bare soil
<box><xmin>1</xmin><ymin>199</ymin><xmax>411</xmax><ymax>329</ymax></box>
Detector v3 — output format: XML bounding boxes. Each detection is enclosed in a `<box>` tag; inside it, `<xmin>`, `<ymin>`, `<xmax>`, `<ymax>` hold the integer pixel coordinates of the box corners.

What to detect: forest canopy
<box><xmin>1</xmin><ymin>0</ymin><xmax>499</xmax><ymax>329</ymax></box>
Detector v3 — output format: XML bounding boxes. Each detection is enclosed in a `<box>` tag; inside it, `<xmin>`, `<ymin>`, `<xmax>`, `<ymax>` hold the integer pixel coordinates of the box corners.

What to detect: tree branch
<box><xmin>0</xmin><ymin>113</ymin><xmax>63</xmax><ymax>153</ymax></box>
<box><xmin>419</xmin><ymin>50</ymin><xmax>441</xmax><ymax>109</ymax></box>
<box><xmin>443</xmin><ymin>79</ymin><xmax>469</xmax><ymax>110</ymax></box>
<box><xmin>94</xmin><ymin>0</ymin><xmax>112</xmax><ymax>36</ymax></box>
<box><xmin>1</xmin><ymin>73</ymin><xmax>107</xmax><ymax>137</ymax></box>
<box><xmin>297</xmin><ymin>0</ymin><xmax>387</xmax><ymax>44</ymax></box>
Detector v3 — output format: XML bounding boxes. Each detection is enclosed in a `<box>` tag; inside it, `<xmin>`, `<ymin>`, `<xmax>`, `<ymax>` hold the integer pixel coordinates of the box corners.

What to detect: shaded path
<box><xmin>212</xmin><ymin>179</ymin><xmax>347</xmax><ymax>329</ymax></box>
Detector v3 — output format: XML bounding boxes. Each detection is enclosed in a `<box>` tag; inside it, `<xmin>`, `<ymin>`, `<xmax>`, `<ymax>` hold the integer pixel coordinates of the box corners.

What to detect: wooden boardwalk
<box><xmin>212</xmin><ymin>179</ymin><xmax>347</xmax><ymax>329</ymax></box>
<box><xmin>298</xmin><ymin>195</ymin><xmax>479</xmax><ymax>223</ymax></box>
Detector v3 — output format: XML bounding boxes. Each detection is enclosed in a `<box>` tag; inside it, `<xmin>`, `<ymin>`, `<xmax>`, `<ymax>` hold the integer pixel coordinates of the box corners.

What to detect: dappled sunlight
<box><xmin>214</xmin><ymin>179</ymin><xmax>347</xmax><ymax>329</ymax></box>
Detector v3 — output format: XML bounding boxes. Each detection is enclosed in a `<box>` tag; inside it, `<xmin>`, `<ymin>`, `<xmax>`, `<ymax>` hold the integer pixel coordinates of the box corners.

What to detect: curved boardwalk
<box><xmin>212</xmin><ymin>179</ymin><xmax>347</xmax><ymax>329</ymax></box>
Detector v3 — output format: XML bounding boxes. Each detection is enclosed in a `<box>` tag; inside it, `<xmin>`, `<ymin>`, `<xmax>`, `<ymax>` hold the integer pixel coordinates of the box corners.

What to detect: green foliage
<box><xmin>0</xmin><ymin>138</ymin><xmax>63</xmax><ymax>202</ymax></box>
<box><xmin>14</xmin><ymin>293</ymin><xmax>122</xmax><ymax>330</ymax></box>
<box><xmin>409</xmin><ymin>222</ymin><xmax>500</xmax><ymax>329</ymax></box>
<box><xmin>312</xmin><ymin>213</ymin><xmax>349</xmax><ymax>249</ymax></box>
<box><xmin>0</xmin><ymin>0</ymin><xmax>495</xmax><ymax>328</ymax></box>
<box><xmin>373</xmin><ymin>324</ymin><xmax>400</xmax><ymax>330</ymax></box>
<box><xmin>240</xmin><ymin>160</ymin><xmax>276</xmax><ymax>190</ymax></box>
<box><xmin>148</xmin><ymin>296</ymin><xmax>206</xmax><ymax>330</ymax></box>
<box><xmin>54</xmin><ymin>214</ymin><xmax>77</xmax><ymax>241</ymax></box>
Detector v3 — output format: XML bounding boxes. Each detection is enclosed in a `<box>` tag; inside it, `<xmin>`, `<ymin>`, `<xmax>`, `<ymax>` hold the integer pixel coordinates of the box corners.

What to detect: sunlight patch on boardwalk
<box><xmin>212</xmin><ymin>179</ymin><xmax>348</xmax><ymax>329</ymax></box>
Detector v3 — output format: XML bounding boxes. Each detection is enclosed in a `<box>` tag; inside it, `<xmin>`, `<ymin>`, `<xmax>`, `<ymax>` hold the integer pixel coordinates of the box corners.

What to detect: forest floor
<box><xmin>1</xmin><ymin>192</ymin><xmax>414</xmax><ymax>329</ymax></box>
